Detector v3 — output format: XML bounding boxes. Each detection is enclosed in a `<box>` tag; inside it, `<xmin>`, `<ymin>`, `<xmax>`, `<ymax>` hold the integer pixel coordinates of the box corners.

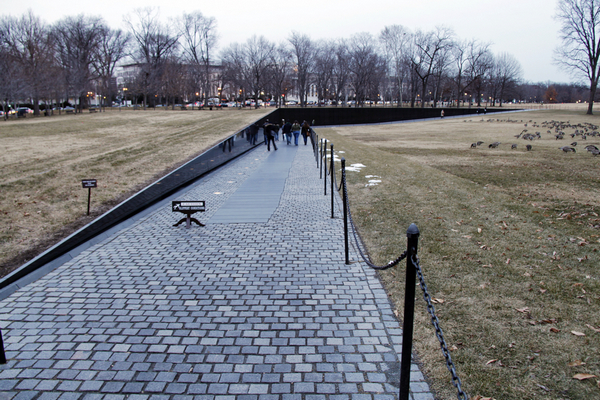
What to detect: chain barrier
<box><xmin>332</xmin><ymin>150</ymin><xmax>468</xmax><ymax>399</ymax></box>
<box><xmin>413</xmin><ymin>253</ymin><xmax>468</xmax><ymax>400</ymax></box>
<box><xmin>333</xmin><ymin>156</ymin><xmax>343</xmax><ymax>192</ymax></box>
<box><xmin>342</xmin><ymin>166</ymin><xmax>407</xmax><ymax>270</ymax></box>
<box><xmin>322</xmin><ymin>150</ymin><xmax>343</xmax><ymax>193</ymax></box>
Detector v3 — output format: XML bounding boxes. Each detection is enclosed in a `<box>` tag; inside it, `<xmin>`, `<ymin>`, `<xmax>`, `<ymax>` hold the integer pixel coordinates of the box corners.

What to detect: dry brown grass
<box><xmin>321</xmin><ymin>107</ymin><xmax>600</xmax><ymax>399</ymax></box>
<box><xmin>0</xmin><ymin>108</ymin><xmax>269</xmax><ymax>278</ymax></box>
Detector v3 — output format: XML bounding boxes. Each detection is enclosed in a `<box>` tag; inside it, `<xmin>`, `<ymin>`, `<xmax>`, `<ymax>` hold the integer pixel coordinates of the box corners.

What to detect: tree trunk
<box><xmin>587</xmin><ymin>79</ymin><xmax>597</xmax><ymax>114</ymax></box>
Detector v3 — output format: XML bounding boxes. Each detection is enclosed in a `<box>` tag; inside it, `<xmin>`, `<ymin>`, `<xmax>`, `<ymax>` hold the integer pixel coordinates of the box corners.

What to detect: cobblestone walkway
<box><xmin>0</xmin><ymin>142</ymin><xmax>434</xmax><ymax>400</ymax></box>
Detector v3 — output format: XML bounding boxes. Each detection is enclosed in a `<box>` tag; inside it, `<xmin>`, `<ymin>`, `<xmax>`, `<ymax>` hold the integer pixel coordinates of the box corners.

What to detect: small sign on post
<box><xmin>172</xmin><ymin>201</ymin><xmax>206</xmax><ymax>228</ymax></box>
<box><xmin>82</xmin><ymin>179</ymin><xmax>97</xmax><ymax>216</ymax></box>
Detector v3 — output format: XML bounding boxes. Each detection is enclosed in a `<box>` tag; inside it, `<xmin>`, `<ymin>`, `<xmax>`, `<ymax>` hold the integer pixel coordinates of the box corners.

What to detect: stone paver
<box><xmin>0</xmin><ymin>139</ymin><xmax>433</xmax><ymax>399</ymax></box>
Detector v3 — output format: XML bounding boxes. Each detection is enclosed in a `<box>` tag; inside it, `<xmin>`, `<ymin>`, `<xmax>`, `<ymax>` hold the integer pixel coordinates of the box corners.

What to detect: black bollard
<box><xmin>342</xmin><ymin>158</ymin><xmax>349</xmax><ymax>265</ymax></box>
<box><xmin>399</xmin><ymin>224</ymin><xmax>420</xmax><ymax>400</ymax></box>
<box><xmin>320</xmin><ymin>139</ymin><xmax>323</xmax><ymax>179</ymax></box>
<box><xmin>0</xmin><ymin>328</ymin><xmax>6</xmax><ymax>364</ymax></box>
<box><xmin>323</xmin><ymin>140</ymin><xmax>328</xmax><ymax>196</ymax></box>
<box><xmin>330</xmin><ymin>144</ymin><xmax>335</xmax><ymax>218</ymax></box>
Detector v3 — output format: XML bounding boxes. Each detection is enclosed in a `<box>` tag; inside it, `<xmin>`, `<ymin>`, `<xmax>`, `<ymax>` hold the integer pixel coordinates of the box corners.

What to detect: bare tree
<box><xmin>468</xmin><ymin>43</ymin><xmax>494</xmax><ymax>107</ymax></box>
<box><xmin>410</xmin><ymin>26</ymin><xmax>454</xmax><ymax>108</ymax></box>
<box><xmin>162</xmin><ymin>54</ymin><xmax>186</xmax><ymax>109</ymax></box>
<box><xmin>221</xmin><ymin>36</ymin><xmax>275</xmax><ymax>107</ymax></box>
<box><xmin>221</xmin><ymin>42</ymin><xmax>247</xmax><ymax>100</ymax></box>
<box><xmin>53</xmin><ymin>15</ymin><xmax>105</xmax><ymax>113</ymax></box>
<box><xmin>451</xmin><ymin>39</ymin><xmax>489</xmax><ymax>107</ymax></box>
<box><xmin>490</xmin><ymin>52</ymin><xmax>522</xmax><ymax>106</ymax></box>
<box><xmin>93</xmin><ymin>27</ymin><xmax>130</xmax><ymax>110</ymax></box>
<box><xmin>268</xmin><ymin>43</ymin><xmax>293</xmax><ymax>106</ymax></box>
<box><xmin>313</xmin><ymin>40</ymin><xmax>336</xmax><ymax>106</ymax></box>
<box><xmin>1</xmin><ymin>11</ymin><xmax>55</xmax><ymax>115</ymax></box>
<box><xmin>430</xmin><ymin>41</ymin><xmax>454</xmax><ymax>107</ymax></box>
<box><xmin>288</xmin><ymin>32</ymin><xmax>315</xmax><ymax>107</ymax></box>
<box><xmin>348</xmin><ymin>33</ymin><xmax>385</xmax><ymax>106</ymax></box>
<box><xmin>245</xmin><ymin>36</ymin><xmax>275</xmax><ymax>106</ymax></box>
<box><xmin>179</xmin><ymin>11</ymin><xmax>218</xmax><ymax>107</ymax></box>
<box><xmin>332</xmin><ymin>39</ymin><xmax>351</xmax><ymax>106</ymax></box>
<box><xmin>380</xmin><ymin>25</ymin><xmax>411</xmax><ymax>106</ymax></box>
<box><xmin>125</xmin><ymin>7</ymin><xmax>180</xmax><ymax>109</ymax></box>
<box><xmin>0</xmin><ymin>30</ymin><xmax>25</xmax><ymax>118</ymax></box>
<box><xmin>555</xmin><ymin>0</ymin><xmax>600</xmax><ymax>114</ymax></box>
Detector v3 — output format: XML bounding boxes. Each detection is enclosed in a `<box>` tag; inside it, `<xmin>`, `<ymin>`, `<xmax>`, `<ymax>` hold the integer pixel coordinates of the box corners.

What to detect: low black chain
<box><xmin>338</xmin><ymin>159</ymin><xmax>468</xmax><ymax>398</ymax></box>
<box><xmin>342</xmin><ymin>169</ymin><xmax>407</xmax><ymax>270</ymax></box>
<box><xmin>333</xmin><ymin>156</ymin><xmax>343</xmax><ymax>192</ymax></box>
<box><xmin>413</xmin><ymin>254</ymin><xmax>468</xmax><ymax>400</ymax></box>
<box><xmin>321</xmin><ymin>151</ymin><xmax>343</xmax><ymax>193</ymax></box>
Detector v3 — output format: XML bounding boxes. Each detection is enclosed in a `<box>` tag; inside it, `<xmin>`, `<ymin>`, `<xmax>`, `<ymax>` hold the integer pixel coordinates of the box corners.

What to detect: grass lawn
<box><xmin>319</xmin><ymin>107</ymin><xmax>600</xmax><ymax>399</ymax></box>
<box><xmin>2</xmin><ymin>105</ymin><xmax>598</xmax><ymax>399</ymax></box>
<box><xmin>0</xmin><ymin>107</ymin><xmax>270</xmax><ymax>278</ymax></box>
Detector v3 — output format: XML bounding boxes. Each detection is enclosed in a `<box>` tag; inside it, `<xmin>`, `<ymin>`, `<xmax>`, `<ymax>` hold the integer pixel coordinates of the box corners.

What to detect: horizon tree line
<box><xmin>0</xmin><ymin>6</ymin><xmax>593</xmax><ymax>117</ymax></box>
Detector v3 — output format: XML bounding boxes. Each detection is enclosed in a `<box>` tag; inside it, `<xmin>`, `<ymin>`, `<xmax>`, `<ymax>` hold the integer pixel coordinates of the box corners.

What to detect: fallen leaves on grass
<box><xmin>550</xmin><ymin>327</ymin><xmax>561</xmax><ymax>333</ymax></box>
<box><xmin>568</xmin><ymin>360</ymin><xmax>586</xmax><ymax>367</ymax></box>
<box><xmin>515</xmin><ymin>307</ymin><xmax>530</xmax><ymax>314</ymax></box>
<box><xmin>586</xmin><ymin>324</ymin><xmax>600</xmax><ymax>333</ymax></box>
<box><xmin>571</xmin><ymin>331</ymin><xmax>586</xmax><ymax>337</ymax></box>
<box><xmin>573</xmin><ymin>373</ymin><xmax>597</xmax><ymax>380</ymax></box>
<box><xmin>431</xmin><ymin>298</ymin><xmax>445</xmax><ymax>304</ymax></box>
<box><xmin>536</xmin><ymin>383</ymin><xmax>550</xmax><ymax>392</ymax></box>
<box><xmin>472</xmin><ymin>396</ymin><xmax>496</xmax><ymax>400</ymax></box>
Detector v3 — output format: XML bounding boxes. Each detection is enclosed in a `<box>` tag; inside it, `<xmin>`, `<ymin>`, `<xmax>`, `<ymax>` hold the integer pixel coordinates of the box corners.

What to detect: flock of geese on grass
<box><xmin>470</xmin><ymin>119</ymin><xmax>600</xmax><ymax>156</ymax></box>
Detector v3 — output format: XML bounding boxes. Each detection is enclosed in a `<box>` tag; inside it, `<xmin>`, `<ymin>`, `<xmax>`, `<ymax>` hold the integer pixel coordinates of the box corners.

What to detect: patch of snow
<box><xmin>346</xmin><ymin>163</ymin><xmax>366</xmax><ymax>172</ymax></box>
<box><xmin>366</xmin><ymin>179</ymin><xmax>382</xmax><ymax>187</ymax></box>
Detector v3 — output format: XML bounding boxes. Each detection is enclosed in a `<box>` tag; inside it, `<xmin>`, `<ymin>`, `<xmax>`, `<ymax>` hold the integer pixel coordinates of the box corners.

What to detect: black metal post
<box><xmin>87</xmin><ymin>187</ymin><xmax>91</xmax><ymax>216</ymax></box>
<box><xmin>323</xmin><ymin>139</ymin><xmax>328</xmax><ymax>196</ymax></box>
<box><xmin>320</xmin><ymin>139</ymin><xmax>323</xmax><ymax>179</ymax></box>
<box><xmin>342</xmin><ymin>158</ymin><xmax>349</xmax><ymax>265</ymax></box>
<box><xmin>0</xmin><ymin>328</ymin><xmax>6</xmax><ymax>364</ymax></box>
<box><xmin>399</xmin><ymin>223</ymin><xmax>420</xmax><ymax>400</ymax></box>
<box><xmin>315</xmin><ymin>134</ymin><xmax>319</xmax><ymax>166</ymax></box>
<box><xmin>330</xmin><ymin>144</ymin><xmax>335</xmax><ymax>218</ymax></box>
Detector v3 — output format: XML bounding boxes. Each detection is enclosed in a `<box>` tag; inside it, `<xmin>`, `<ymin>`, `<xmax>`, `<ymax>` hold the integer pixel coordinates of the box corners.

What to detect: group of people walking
<box><xmin>261</xmin><ymin>119</ymin><xmax>312</xmax><ymax>151</ymax></box>
<box><xmin>280</xmin><ymin>119</ymin><xmax>312</xmax><ymax>146</ymax></box>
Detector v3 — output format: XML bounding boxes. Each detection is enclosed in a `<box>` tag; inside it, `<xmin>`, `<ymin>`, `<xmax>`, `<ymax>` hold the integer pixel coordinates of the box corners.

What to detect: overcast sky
<box><xmin>5</xmin><ymin>0</ymin><xmax>574</xmax><ymax>84</ymax></box>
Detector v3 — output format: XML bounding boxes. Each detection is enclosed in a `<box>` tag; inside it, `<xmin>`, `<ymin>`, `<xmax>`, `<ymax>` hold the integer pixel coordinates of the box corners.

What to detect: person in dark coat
<box><xmin>301</xmin><ymin>120</ymin><xmax>310</xmax><ymax>145</ymax></box>
<box><xmin>247</xmin><ymin>123</ymin><xmax>259</xmax><ymax>145</ymax></box>
<box><xmin>263</xmin><ymin>122</ymin><xmax>278</xmax><ymax>151</ymax></box>
<box><xmin>282</xmin><ymin>120</ymin><xmax>292</xmax><ymax>145</ymax></box>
